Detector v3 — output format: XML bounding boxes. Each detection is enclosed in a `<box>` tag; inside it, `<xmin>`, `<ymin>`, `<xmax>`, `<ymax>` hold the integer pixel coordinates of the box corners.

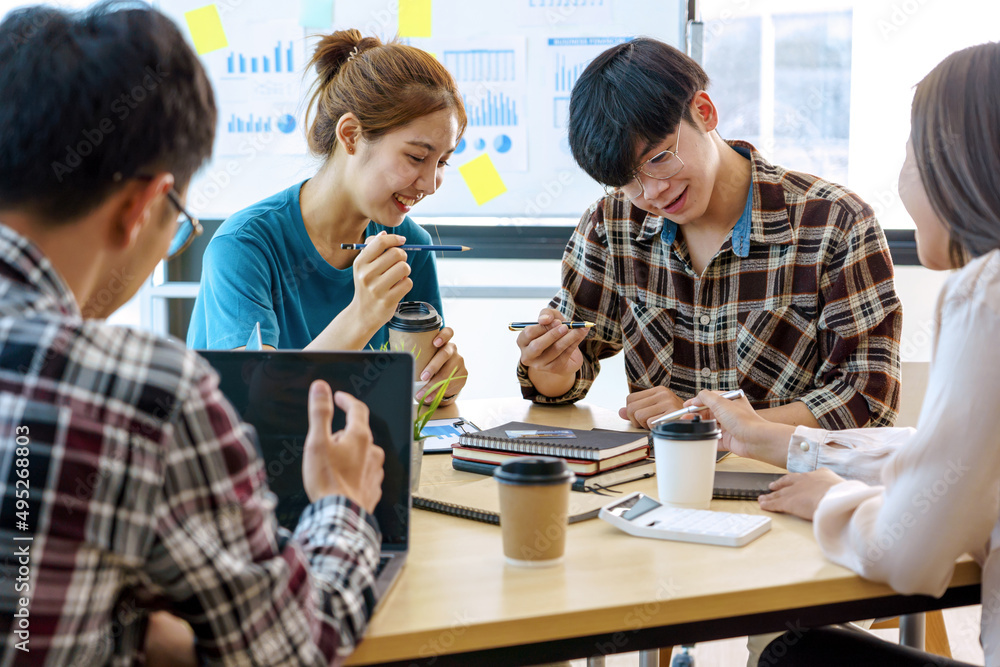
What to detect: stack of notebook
<box><xmin>451</xmin><ymin>421</ymin><xmax>650</xmax><ymax>477</ymax></box>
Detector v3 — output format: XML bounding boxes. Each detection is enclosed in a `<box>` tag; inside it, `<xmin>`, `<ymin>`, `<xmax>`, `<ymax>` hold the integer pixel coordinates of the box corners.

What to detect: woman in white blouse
<box><xmin>690</xmin><ymin>42</ymin><xmax>1000</xmax><ymax>666</ymax></box>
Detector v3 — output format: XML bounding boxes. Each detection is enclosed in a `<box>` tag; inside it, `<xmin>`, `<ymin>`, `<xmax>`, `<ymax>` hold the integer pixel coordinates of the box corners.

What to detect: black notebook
<box><xmin>457</xmin><ymin>421</ymin><xmax>647</xmax><ymax>461</ymax></box>
<box><xmin>712</xmin><ymin>471</ymin><xmax>783</xmax><ymax>500</ymax></box>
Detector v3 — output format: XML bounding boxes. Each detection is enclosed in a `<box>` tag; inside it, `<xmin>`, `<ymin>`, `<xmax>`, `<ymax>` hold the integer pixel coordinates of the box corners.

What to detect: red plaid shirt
<box><xmin>519</xmin><ymin>142</ymin><xmax>902</xmax><ymax>429</ymax></box>
<box><xmin>0</xmin><ymin>224</ymin><xmax>380</xmax><ymax>665</ymax></box>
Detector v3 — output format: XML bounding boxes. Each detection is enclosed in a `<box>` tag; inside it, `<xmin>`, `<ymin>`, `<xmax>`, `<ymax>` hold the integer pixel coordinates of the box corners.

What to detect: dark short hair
<box><xmin>0</xmin><ymin>1</ymin><xmax>216</xmax><ymax>223</ymax></box>
<box><xmin>911</xmin><ymin>41</ymin><xmax>1000</xmax><ymax>267</ymax></box>
<box><xmin>568</xmin><ymin>38</ymin><xmax>709</xmax><ymax>187</ymax></box>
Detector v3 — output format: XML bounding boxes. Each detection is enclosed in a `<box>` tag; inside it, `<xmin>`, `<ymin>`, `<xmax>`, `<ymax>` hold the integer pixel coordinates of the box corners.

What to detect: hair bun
<box><xmin>311</xmin><ymin>29</ymin><xmax>382</xmax><ymax>84</ymax></box>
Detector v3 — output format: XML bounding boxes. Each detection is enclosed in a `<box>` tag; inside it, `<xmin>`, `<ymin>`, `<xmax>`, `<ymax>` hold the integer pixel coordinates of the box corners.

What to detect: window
<box><xmin>698</xmin><ymin>0</ymin><xmax>1000</xmax><ymax>231</ymax></box>
<box><xmin>702</xmin><ymin>6</ymin><xmax>852</xmax><ymax>184</ymax></box>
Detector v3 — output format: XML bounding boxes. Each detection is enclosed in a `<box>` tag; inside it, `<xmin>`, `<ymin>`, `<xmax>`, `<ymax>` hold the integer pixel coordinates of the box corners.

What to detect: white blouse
<box><xmin>782</xmin><ymin>249</ymin><xmax>1000</xmax><ymax>665</ymax></box>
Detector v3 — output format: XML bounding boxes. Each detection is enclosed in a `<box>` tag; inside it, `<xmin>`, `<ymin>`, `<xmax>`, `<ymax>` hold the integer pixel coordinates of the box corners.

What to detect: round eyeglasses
<box><xmin>604</xmin><ymin>124</ymin><xmax>684</xmax><ymax>203</ymax></box>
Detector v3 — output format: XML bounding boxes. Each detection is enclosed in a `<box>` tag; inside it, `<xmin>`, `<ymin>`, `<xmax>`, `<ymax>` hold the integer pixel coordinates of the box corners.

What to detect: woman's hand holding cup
<box><xmin>416</xmin><ymin>327</ymin><xmax>467</xmax><ymax>405</ymax></box>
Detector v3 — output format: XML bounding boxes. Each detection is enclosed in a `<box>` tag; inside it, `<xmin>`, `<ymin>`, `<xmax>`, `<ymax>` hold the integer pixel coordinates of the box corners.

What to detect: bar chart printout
<box><xmin>225</xmin><ymin>42</ymin><xmax>295</xmax><ymax>74</ymax></box>
<box><xmin>437</xmin><ymin>37</ymin><xmax>528</xmax><ymax>172</ymax></box>
<box><xmin>545</xmin><ymin>36</ymin><xmax>631</xmax><ymax>164</ymax></box>
<box><xmin>203</xmin><ymin>20</ymin><xmax>308</xmax><ymax>156</ymax></box>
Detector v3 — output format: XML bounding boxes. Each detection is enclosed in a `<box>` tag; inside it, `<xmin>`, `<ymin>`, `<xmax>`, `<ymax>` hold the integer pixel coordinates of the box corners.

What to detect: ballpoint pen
<box><xmin>508</xmin><ymin>321</ymin><xmax>596</xmax><ymax>331</ymax></box>
<box><xmin>340</xmin><ymin>243</ymin><xmax>471</xmax><ymax>251</ymax></box>
<box><xmin>649</xmin><ymin>389</ymin><xmax>746</xmax><ymax>426</ymax></box>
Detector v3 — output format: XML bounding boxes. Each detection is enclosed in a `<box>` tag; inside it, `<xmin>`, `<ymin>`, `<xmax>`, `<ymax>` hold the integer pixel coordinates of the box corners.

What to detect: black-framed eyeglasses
<box><xmin>604</xmin><ymin>123</ymin><xmax>685</xmax><ymax>203</ymax></box>
<box><xmin>128</xmin><ymin>174</ymin><xmax>203</xmax><ymax>260</ymax></box>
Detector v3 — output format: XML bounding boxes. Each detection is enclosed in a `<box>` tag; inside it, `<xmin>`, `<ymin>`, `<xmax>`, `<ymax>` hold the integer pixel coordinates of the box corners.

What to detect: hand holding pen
<box><xmin>678</xmin><ymin>389</ymin><xmax>797</xmax><ymax>468</ymax></box>
<box><xmin>650</xmin><ymin>389</ymin><xmax>746</xmax><ymax>425</ymax></box>
<box><xmin>514</xmin><ymin>308</ymin><xmax>589</xmax><ymax>389</ymax></box>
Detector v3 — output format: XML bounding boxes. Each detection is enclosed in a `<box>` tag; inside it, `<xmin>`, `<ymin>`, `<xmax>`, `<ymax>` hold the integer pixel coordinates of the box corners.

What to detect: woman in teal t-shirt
<box><xmin>188</xmin><ymin>29</ymin><xmax>468</xmax><ymax>403</ymax></box>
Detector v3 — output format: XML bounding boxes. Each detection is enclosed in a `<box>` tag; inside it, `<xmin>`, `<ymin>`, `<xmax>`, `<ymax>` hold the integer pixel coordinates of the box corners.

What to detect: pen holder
<box><xmin>410</xmin><ymin>436</ymin><xmax>424</xmax><ymax>492</ymax></box>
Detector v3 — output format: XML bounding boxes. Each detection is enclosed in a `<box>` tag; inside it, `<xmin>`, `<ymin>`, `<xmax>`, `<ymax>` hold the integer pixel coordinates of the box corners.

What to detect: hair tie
<box><xmin>347</xmin><ymin>45</ymin><xmax>359</xmax><ymax>62</ymax></box>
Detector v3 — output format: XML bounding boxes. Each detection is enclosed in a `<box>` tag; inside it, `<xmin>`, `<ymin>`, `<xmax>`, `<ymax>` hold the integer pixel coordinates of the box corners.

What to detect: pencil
<box><xmin>507</xmin><ymin>321</ymin><xmax>596</xmax><ymax>331</ymax></box>
<box><xmin>340</xmin><ymin>243</ymin><xmax>471</xmax><ymax>252</ymax></box>
<box><xmin>649</xmin><ymin>389</ymin><xmax>746</xmax><ymax>426</ymax></box>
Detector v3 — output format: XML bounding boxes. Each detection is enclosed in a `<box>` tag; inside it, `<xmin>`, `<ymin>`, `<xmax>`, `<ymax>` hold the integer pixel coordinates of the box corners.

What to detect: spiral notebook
<box><xmin>456</xmin><ymin>421</ymin><xmax>647</xmax><ymax>461</ymax></box>
<box><xmin>413</xmin><ymin>476</ymin><xmax>614</xmax><ymax>525</ymax></box>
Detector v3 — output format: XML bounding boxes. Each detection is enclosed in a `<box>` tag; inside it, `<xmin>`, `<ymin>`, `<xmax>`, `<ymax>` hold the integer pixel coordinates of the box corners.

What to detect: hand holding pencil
<box><xmin>346</xmin><ymin>232</ymin><xmax>413</xmax><ymax>332</ymax></box>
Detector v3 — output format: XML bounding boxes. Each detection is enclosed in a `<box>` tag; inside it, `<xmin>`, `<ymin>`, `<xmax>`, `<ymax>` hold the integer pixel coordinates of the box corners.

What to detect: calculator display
<box><xmin>605</xmin><ymin>494</ymin><xmax>662</xmax><ymax>520</ymax></box>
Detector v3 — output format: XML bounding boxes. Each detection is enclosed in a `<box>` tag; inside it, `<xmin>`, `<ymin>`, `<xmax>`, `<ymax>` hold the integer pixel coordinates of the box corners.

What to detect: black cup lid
<box><xmin>388</xmin><ymin>301</ymin><xmax>442</xmax><ymax>333</ymax></box>
<box><xmin>651</xmin><ymin>416</ymin><xmax>721</xmax><ymax>440</ymax></box>
<box><xmin>494</xmin><ymin>456</ymin><xmax>575</xmax><ymax>486</ymax></box>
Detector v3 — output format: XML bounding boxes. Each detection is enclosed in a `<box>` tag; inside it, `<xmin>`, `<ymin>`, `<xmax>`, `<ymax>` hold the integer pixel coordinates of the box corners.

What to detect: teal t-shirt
<box><xmin>186</xmin><ymin>180</ymin><xmax>443</xmax><ymax>350</ymax></box>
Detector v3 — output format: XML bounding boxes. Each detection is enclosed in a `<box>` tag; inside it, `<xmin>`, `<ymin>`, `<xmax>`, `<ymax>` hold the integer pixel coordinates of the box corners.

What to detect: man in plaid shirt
<box><xmin>517</xmin><ymin>38</ymin><xmax>901</xmax><ymax>432</ymax></box>
<box><xmin>0</xmin><ymin>4</ymin><xmax>385</xmax><ymax>665</ymax></box>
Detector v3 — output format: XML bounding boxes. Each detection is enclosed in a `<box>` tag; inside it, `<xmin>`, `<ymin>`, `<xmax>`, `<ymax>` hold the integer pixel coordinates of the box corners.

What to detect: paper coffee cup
<box><xmin>494</xmin><ymin>457</ymin><xmax>574</xmax><ymax>567</ymax></box>
<box><xmin>652</xmin><ymin>417</ymin><xmax>721</xmax><ymax>509</ymax></box>
<box><xmin>387</xmin><ymin>301</ymin><xmax>442</xmax><ymax>378</ymax></box>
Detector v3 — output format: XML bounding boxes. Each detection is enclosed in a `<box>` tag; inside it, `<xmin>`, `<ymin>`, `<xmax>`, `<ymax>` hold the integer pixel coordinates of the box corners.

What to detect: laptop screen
<box><xmin>196</xmin><ymin>350</ymin><xmax>413</xmax><ymax>548</ymax></box>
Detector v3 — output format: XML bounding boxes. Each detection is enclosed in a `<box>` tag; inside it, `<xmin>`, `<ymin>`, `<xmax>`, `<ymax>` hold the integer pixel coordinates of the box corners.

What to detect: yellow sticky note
<box><xmin>399</xmin><ymin>0</ymin><xmax>432</xmax><ymax>38</ymax></box>
<box><xmin>184</xmin><ymin>5</ymin><xmax>228</xmax><ymax>55</ymax></box>
<box><xmin>459</xmin><ymin>154</ymin><xmax>507</xmax><ymax>205</ymax></box>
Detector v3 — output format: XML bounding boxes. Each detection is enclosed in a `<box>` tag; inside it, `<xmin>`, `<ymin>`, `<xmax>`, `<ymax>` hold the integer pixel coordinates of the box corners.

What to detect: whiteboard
<box><xmin>157</xmin><ymin>0</ymin><xmax>684</xmax><ymax>219</ymax></box>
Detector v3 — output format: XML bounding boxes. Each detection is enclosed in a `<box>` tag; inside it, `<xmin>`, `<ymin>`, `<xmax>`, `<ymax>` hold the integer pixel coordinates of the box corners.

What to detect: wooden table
<box><xmin>345</xmin><ymin>398</ymin><xmax>981</xmax><ymax>666</ymax></box>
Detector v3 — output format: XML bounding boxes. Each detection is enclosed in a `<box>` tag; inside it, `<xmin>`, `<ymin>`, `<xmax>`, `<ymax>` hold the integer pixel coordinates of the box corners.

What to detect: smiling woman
<box><xmin>187</xmin><ymin>28</ymin><xmax>470</xmax><ymax>404</ymax></box>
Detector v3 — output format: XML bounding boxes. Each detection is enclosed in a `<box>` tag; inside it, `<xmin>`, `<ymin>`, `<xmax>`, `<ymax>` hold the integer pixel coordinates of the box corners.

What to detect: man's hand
<box><xmin>517</xmin><ymin>308</ymin><xmax>588</xmax><ymax>375</ymax></box>
<box><xmin>619</xmin><ymin>386</ymin><xmax>685</xmax><ymax>429</ymax></box>
<box><xmin>758</xmin><ymin>469</ymin><xmax>846</xmax><ymax>521</ymax></box>
<box><xmin>416</xmin><ymin>327</ymin><xmax>467</xmax><ymax>405</ymax></box>
<box><xmin>517</xmin><ymin>308</ymin><xmax>588</xmax><ymax>397</ymax></box>
<box><xmin>684</xmin><ymin>390</ymin><xmax>795</xmax><ymax>469</ymax></box>
<box><xmin>303</xmin><ymin>381</ymin><xmax>385</xmax><ymax>513</ymax></box>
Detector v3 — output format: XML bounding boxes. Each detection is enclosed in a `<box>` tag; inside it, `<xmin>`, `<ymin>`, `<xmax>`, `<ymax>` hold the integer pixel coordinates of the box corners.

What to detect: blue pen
<box><xmin>340</xmin><ymin>243</ymin><xmax>471</xmax><ymax>252</ymax></box>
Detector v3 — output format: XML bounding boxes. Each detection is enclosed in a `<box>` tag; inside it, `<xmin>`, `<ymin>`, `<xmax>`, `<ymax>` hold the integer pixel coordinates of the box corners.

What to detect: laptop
<box><xmin>196</xmin><ymin>349</ymin><xmax>414</xmax><ymax>603</ymax></box>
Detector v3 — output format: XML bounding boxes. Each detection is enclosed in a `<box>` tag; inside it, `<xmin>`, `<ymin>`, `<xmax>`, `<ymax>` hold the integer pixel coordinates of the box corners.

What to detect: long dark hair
<box><xmin>911</xmin><ymin>42</ymin><xmax>1000</xmax><ymax>267</ymax></box>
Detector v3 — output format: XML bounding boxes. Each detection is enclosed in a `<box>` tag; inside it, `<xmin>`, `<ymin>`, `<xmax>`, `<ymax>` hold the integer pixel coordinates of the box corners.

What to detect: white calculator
<box><xmin>599</xmin><ymin>491</ymin><xmax>771</xmax><ymax>547</ymax></box>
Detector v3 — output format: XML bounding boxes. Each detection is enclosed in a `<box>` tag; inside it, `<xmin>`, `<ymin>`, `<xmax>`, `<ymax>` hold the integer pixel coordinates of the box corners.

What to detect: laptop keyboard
<box><xmin>377</xmin><ymin>556</ymin><xmax>391</xmax><ymax>575</ymax></box>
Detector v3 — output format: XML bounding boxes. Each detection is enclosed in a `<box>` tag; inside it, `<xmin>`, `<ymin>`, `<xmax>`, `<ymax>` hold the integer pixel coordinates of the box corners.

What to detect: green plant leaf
<box><xmin>413</xmin><ymin>367</ymin><xmax>464</xmax><ymax>440</ymax></box>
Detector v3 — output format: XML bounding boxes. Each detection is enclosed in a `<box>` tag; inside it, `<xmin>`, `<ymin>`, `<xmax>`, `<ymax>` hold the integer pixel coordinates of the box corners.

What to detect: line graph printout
<box><xmin>436</xmin><ymin>37</ymin><xmax>528</xmax><ymax>171</ymax></box>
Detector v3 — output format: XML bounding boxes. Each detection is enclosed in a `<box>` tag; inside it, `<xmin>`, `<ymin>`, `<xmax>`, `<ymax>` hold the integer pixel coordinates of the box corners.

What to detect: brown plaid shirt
<box><xmin>519</xmin><ymin>142</ymin><xmax>902</xmax><ymax>430</ymax></box>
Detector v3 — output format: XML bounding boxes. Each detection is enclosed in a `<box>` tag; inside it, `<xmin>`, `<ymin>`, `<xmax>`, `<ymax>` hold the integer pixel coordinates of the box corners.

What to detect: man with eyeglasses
<box><xmin>0</xmin><ymin>3</ymin><xmax>386</xmax><ymax>665</ymax></box>
<box><xmin>517</xmin><ymin>37</ymin><xmax>901</xmax><ymax>435</ymax></box>
<box><xmin>516</xmin><ymin>37</ymin><xmax>901</xmax><ymax>665</ymax></box>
